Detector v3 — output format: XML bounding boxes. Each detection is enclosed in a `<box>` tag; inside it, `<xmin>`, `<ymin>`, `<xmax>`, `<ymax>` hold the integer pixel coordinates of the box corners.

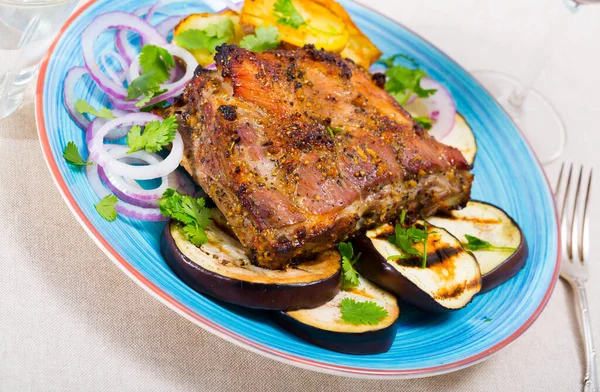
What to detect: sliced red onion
<box><xmin>418</xmin><ymin>78</ymin><xmax>456</xmax><ymax>140</ymax></box>
<box><xmin>85</xmin><ymin>110</ymin><xmax>131</xmax><ymax>143</ymax></box>
<box><xmin>100</xmin><ymin>145</ymin><xmax>178</xmax><ymax>207</ymax></box>
<box><xmin>63</xmin><ymin>66</ymin><xmax>91</xmax><ymax>130</ymax></box>
<box><xmin>205</xmin><ymin>62</ymin><xmax>217</xmax><ymax>70</ymax></box>
<box><xmin>86</xmin><ymin>161</ymin><xmax>166</xmax><ymax>221</ymax></box>
<box><xmin>88</xmin><ymin>112</ymin><xmax>184</xmax><ymax>180</ymax></box>
<box><xmin>155</xmin><ymin>15</ymin><xmax>184</xmax><ymax>39</ymax></box>
<box><xmin>100</xmin><ymin>51</ymin><xmax>128</xmax><ymax>86</ymax></box>
<box><xmin>82</xmin><ymin>11</ymin><xmax>167</xmax><ymax>99</ymax></box>
<box><xmin>111</xmin><ymin>44</ymin><xmax>197</xmax><ymax>110</ymax></box>
<box><xmin>115</xmin><ymin>5</ymin><xmax>155</xmax><ymax>64</ymax></box>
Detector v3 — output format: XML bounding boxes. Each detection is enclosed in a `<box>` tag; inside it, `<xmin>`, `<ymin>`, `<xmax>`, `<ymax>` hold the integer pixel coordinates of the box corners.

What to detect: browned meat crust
<box><xmin>164</xmin><ymin>44</ymin><xmax>473</xmax><ymax>269</ymax></box>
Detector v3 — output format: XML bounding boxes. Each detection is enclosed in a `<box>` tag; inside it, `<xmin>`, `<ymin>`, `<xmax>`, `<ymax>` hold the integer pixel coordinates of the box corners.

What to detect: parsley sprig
<box><xmin>63</xmin><ymin>141</ymin><xmax>92</xmax><ymax>166</ymax></box>
<box><xmin>340</xmin><ymin>298</ymin><xmax>388</xmax><ymax>325</ymax></box>
<box><xmin>75</xmin><ymin>99</ymin><xmax>115</xmax><ymax>119</ymax></box>
<box><xmin>126</xmin><ymin>115</ymin><xmax>178</xmax><ymax>154</ymax></box>
<box><xmin>159</xmin><ymin>189</ymin><xmax>212</xmax><ymax>246</ymax></box>
<box><xmin>240</xmin><ymin>25</ymin><xmax>281</xmax><ymax>52</ymax></box>
<box><xmin>462</xmin><ymin>234</ymin><xmax>517</xmax><ymax>252</ymax></box>
<box><xmin>95</xmin><ymin>194</ymin><xmax>118</xmax><ymax>221</ymax></box>
<box><xmin>127</xmin><ymin>45</ymin><xmax>175</xmax><ymax>103</ymax></box>
<box><xmin>385</xmin><ymin>65</ymin><xmax>437</xmax><ymax>107</ymax></box>
<box><xmin>174</xmin><ymin>19</ymin><xmax>235</xmax><ymax>52</ymax></box>
<box><xmin>338</xmin><ymin>242</ymin><xmax>361</xmax><ymax>290</ymax></box>
<box><xmin>387</xmin><ymin>210</ymin><xmax>432</xmax><ymax>269</ymax></box>
<box><xmin>273</xmin><ymin>0</ymin><xmax>305</xmax><ymax>29</ymax></box>
<box><xmin>413</xmin><ymin>116</ymin><xmax>433</xmax><ymax>130</ymax></box>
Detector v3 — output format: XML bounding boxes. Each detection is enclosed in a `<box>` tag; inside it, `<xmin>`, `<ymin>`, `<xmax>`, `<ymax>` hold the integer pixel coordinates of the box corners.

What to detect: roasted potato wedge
<box><xmin>174</xmin><ymin>10</ymin><xmax>244</xmax><ymax>66</ymax></box>
<box><xmin>241</xmin><ymin>0</ymin><xmax>349</xmax><ymax>52</ymax></box>
<box><xmin>314</xmin><ymin>0</ymin><xmax>381</xmax><ymax>68</ymax></box>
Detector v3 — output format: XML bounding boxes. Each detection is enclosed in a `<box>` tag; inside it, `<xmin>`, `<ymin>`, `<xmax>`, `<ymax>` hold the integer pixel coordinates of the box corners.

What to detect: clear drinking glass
<box><xmin>472</xmin><ymin>0</ymin><xmax>599</xmax><ymax>165</ymax></box>
<box><xmin>0</xmin><ymin>0</ymin><xmax>78</xmax><ymax>119</ymax></box>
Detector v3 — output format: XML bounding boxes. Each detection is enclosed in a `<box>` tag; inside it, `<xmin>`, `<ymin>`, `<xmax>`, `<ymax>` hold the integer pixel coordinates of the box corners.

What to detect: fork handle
<box><xmin>573</xmin><ymin>280</ymin><xmax>598</xmax><ymax>392</ymax></box>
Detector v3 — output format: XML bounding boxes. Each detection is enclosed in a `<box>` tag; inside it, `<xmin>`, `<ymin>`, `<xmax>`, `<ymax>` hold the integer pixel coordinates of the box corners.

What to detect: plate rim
<box><xmin>35</xmin><ymin>0</ymin><xmax>561</xmax><ymax>379</ymax></box>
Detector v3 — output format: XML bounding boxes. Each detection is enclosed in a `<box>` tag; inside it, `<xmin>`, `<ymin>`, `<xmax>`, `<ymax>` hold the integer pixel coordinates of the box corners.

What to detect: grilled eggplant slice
<box><xmin>426</xmin><ymin>201</ymin><xmax>527</xmax><ymax>292</ymax></box>
<box><xmin>274</xmin><ymin>276</ymin><xmax>399</xmax><ymax>354</ymax></box>
<box><xmin>161</xmin><ymin>220</ymin><xmax>341</xmax><ymax>310</ymax></box>
<box><xmin>354</xmin><ymin>222</ymin><xmax>481</xmax><ymax>312</ymax></box>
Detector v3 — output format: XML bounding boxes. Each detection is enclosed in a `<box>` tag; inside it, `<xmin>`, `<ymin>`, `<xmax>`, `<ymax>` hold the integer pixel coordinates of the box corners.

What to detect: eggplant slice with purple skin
<box><xmin>161</xmin><ymin>219</ymin><xmax>342</xmax><ymax>311</ymax></box>
<box><xmin>426</xmin><ymin>201</ymin><xmax>528</xmax><ymax>292</ymax></box>
<box><xmin>354</xmin><ymin>222</ymin><xmax>482</xmax><ymax>312</ymax></box>
<box><xmin>274</xmin><ymin>276</ymin><xmax>399</xmax><ymax>355</ymax></box>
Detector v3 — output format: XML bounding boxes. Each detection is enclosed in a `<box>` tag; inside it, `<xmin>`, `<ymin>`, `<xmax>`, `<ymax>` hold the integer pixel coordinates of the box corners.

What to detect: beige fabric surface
<box><xmin>1</xmin><ymin>0</ymin><xmax>599</xmax><ymax>390</ymax></box>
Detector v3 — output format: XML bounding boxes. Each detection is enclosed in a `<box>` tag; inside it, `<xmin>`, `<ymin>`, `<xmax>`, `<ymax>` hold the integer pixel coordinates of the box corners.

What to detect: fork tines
<box><xmin>555</xmin><ymin>163</ymin><xmax>593</xmax><ymax>263</ymax></box>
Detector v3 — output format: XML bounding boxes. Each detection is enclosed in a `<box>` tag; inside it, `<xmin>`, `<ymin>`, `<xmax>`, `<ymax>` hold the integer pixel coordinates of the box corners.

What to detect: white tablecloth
<box><xmin>1</xmin><ymin>0</ymin><xmax>599</xmax><ymax>390</ymax></box>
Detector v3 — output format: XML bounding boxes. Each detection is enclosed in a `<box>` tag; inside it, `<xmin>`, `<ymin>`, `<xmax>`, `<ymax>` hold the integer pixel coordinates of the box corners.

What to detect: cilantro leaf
<box><xmin>413</xmin><ymin>116</ymin><xmax>433</xmax><ymax>130</ymax></box>
<box><xmin>204</xmin><ymin>18</ymin><xmax>235</xmax><ymax>39</ymax></box>
<box><xmin>340</xmin><ymin>298</ymin><xmax>388</xmax><ymax>325</ymax></box>
<box><xmin>95</xmin><ymin>194</ymin><xmax>118</xmax><ymax>221</ymax></box>
<box><xmin>387</xmin><ymin>211</ymin><xmax>431</xmax><ymax>268</ymax></box>
<box><xmin>378</xmin><ymin>53</ymin><xmax>419</xmax><ymax>69</ymax></box>
<box><xmin>159</xmin><ymin>189</ymin><xmax>212</xmax><ymax>247</ymax></box>
<box><xmin>139</xmin><ymin>45</ymin><xmax>174</xmax><ymax>80</ymax></box>
<box><xmin>75</xmin><ymin>99</ymin><xmax>115</xmax><ymax>119</ymax></box>
<box><xmin>462</xmin><ymin>234</ymin><xmax>517</xmax><ymax>252</ymax></box>
<box><xmin>63</xmin><ymin>141</ymin><xmax>92</xmax><ymax>166</ymax></box>
<box><xmin>126</xmin><ymin>45</ymin><xmax>174</xmax><ymax>101</ymax></box>
<box><xmin>338</xmin><ymin>242</ymin><xmax>361</xmax><ymax>290</ymax></box>
<box><xmin>174</xmin><ymin>19</ymin><xmax>235</xmax><ymax>53</ymax></box>
<box><xmin>385</xmin><ymin>65</ymin><xmax>437</xmax><ymax>106</ymax></box>
<box><xmin>126</xmin><ymin>116</ymin><xmax>178</xmax><ymax>153</ymax></box>
<box><xmin>273</xmin><ymin>0</ymin><xmax>305</xmax><ymax>29</ymax></box>
<box><xmin>240</xmin><ymin>25</ymin><xmax>281</xmax><ymax>52</ymax></box>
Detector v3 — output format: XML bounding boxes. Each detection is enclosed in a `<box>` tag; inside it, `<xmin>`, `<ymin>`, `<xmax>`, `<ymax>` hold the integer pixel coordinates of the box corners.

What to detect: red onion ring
<box><xmin>418</xmin><ymin>78</ymin><xmax>456</xmax><ymax>140</ymax></box>
<box><xmin>100</xmin><ymin>51</ymin><xmax>128</xmax><ymax>86</ymax></box>
<box><xmin>63</xmin><ymin>66</ymin><xmax>91</xmax><ymax>130</ymax></box>
<box><xmin>82</xmin><ymin>11</ymin><xmax>167</xmax><ymax>99</ymax></box>
<box><xmin>98</xmin><ymin>145</ymin><xmax>178</xmax><ymax>207</ymax></box>
<box><xmin>88</xmin><ymin>112</ymin><xmax>184</xmax><ymax>180</ymax></box>
<box><xmin>86</xmin><ymin>162</ymin><xmax>166</xmax><ymax>222</ymax></box>
<box><xmin>85</xmin><ymin>110</ymin><xmax>132</xmax><ymax>143</ymax></box>
<box><xmin>155</xmin><ymin>15</ymin><xmax>184</xmax><ymax>38</ymax></box>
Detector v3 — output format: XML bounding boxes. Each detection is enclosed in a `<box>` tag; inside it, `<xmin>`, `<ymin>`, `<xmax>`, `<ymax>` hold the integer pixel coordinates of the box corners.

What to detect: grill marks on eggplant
<box><xmin>355</xmin><ymin>222</ymin><xmax>482</xmax><ymax>311</ymax></box>
<box><xmin>426</xmin><ymin>200</ymin><xmax>528</xmax><ymax>292</ymax></box>
<box><xmin>163</xmin><ymin>44</ymin><xmax>473</xmax><ymax>269</ymax></box>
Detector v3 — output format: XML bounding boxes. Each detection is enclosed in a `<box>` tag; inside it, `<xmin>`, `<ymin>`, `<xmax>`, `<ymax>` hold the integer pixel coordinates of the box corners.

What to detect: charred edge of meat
<box><xmin>302</xmin><ymin>44</ymin><xmax>352</xmax><ymax>79</ymax></box>
<box><xmin>371</xmin><ymin>73</ymin><xmax>386</xmax><ymax>89</ymax></box>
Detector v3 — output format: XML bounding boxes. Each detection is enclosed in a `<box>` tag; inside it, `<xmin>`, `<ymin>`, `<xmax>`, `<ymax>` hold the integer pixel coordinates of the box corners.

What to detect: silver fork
<box><xmin>555</xmin><ymin>163</ymin><xmax>597</xmax><ymax>392</ymax></box>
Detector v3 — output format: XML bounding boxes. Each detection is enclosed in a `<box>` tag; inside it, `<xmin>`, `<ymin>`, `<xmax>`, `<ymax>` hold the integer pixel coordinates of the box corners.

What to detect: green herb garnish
<box><xmin>240</xmin><ymin>25</ymin><xmax>281</xmax><ymax>52</ymax></box>
<box><xmin>378</xmin><ymin>53</ymin><xmax>419</xmax><ymax>69</ymax></box>
<box><xmin>462</xmin><ymin>234</ymin><xmax>517</xmax><ymax>252</ymax></box>
<box><xmin>387</xmin><ymin>210</ymin><xmax>432</xmax><ymax>268</ymax></box>
<box><xmin>413</xmin><ymin>116</ymin><xmax>433</xmax><ymax>130</ymax></box>
<box><xmin>340</xmin><ymin>298</ymin><xmax>388</xmax><ymax>325</ymax></box>
<box><xmin>126</xmin><ymin>45</ymin><xmax>174</xmax><ymax>102</ymax></box>
<box><xmin>273</xmin><ymin>0</ymin><xmax>305</xmax><ymax>29</ymax></box>
<box><xmin>338</xmin><ymin>242</ymin><xmax>361</xmax><ymax>290</ymax></box>
<box><xmin>75</xmin><ymin>99</ymin><xmax>115</xmax><ymax>119</ymax></box>
<box><xmin>327</xmin><ymin>126</ymin><xmax>342</xmax><ymax>137</ymax></box>
<box><xmin>95</xmin><ymin>194</ymin><xmax>118</xmax><ymax>221</ymax></box>
<box><xmin>63</xmin><ymin>141</ymin><xmax>92</xmax><ymax>166</ymax></box>
<box><xmin>385</xmin><ymin>65</ymin><xmax>437</xmax><ymax>106</ymax></box>
<box><xmin>174</xmin><ymin>19</ymin><xmax>235</xmax><ymax>52</ymax></box>
<box><xmin>126</xmin><ymin>115</ymin><xmax>178</xmax><ymax>154</ymax></box>
<box><xmin>159</xmin><ymin>189</ymin><xmax>212</xmax><ymax>246</ymax></box>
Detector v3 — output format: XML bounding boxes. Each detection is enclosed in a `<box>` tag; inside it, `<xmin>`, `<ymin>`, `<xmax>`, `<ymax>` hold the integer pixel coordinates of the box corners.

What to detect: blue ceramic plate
<box><xmin>36</xmin><ymin>0</ymin><xmax>559</xmax><ymax>378</ymax></box>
